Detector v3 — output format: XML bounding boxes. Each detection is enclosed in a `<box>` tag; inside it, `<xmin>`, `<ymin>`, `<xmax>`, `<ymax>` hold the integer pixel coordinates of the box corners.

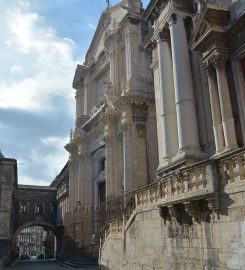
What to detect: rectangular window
<box><xmin>19</xmin><ymin>201</ymin><xmax>29</xmax><ymax>214</ymax></box>
<box><xmin>35</xmin><ymin>202</ymin><xmax>44</xmax><ymax>215</ymax></box>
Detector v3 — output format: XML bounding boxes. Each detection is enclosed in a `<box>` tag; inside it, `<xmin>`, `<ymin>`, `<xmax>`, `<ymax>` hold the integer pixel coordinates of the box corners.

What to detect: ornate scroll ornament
<box><xmin>120</xmin><ymin>79</ymin><xmax>126</xmax><ymax>96</ymax></box>
<box><xmin>156</xmin><ymin>29</ymin><xmax>170</xmax><ymax>44</ymax></box>
<box><xmin>206</xmin><ymin>197</ymin><xmax>219</xmax><ymax>222</ymax></box>
<box><xmin>168</xmin><ymin>205</ymin><xmax>180</xmax><ymax>223</ymax></box>
<box><xmin>103</xmin><ymin>81</ymin><xmax>113</xmax><ymax>100</ymax></box>
<box><xmin>183</xmin><ymin>201</ymin><xmax>200</xmax><ymax>224</ymax></box>
<box><xmin>171</xmin><ymin>13</ymin><xmax>177</xmax><ymax>24</ymax></box>
<box><xmin>210</xmin><ymin>53</ymin><xmax>227</xmax><ymax>69</ymax></box>
<box><xmin>195</xmin><ymin>0</ymin><xmax>207</xmax><ymax>13</ymax></box>
<box><xmin>202</xmin><ymin>61</ymin><xmax>216</xmax><ymax>76</ymax></box>
<box><xmin>174</xmin><ymin>170</ymin><xmax>189</xmax><ymax>193</ymax></box>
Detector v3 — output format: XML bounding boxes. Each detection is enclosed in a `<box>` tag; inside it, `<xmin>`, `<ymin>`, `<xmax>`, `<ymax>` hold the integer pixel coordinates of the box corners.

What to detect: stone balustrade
<box><xmin>137</xmin><ymin>162</ymin><xmax>216</xmax><ymax>207</ymax></box>
<box><xmin>100</xmin><ymin>148</ymin><xmax>245</xmax><ymax>245</ymax></box>
<box><xmin>110</xmin><ymin>220</ymin><xmax>123</xmax><ymax>234</ymax></box>
<box><xmin>219</xmin><ymin>150</ymin><xmax>245</xmax><ymax>186</ymax></box>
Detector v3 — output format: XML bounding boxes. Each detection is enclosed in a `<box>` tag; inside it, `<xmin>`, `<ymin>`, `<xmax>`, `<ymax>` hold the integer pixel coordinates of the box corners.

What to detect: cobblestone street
<box><xmin>6</xmin><ymin>260</ymin><xmax>99</xmax><ymax>270</ymax></box>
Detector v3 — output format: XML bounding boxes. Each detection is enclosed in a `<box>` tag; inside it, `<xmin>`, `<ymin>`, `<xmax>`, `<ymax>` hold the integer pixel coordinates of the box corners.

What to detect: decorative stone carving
<box><xmin>132</xmin><ymin>103</ymin><xmax>148</xmax><ymax>137</ymax></box>
<box><xmin>168</xmin><ymin>222</ymin><xmax>197</xmax><ymax>239</ymax></box>
<box><xmin>167</xmin><ymin>205</ymin><xmax>180</xmax><ymax>223</ymax></box>
<box><xmin>157</xmin><ymin>28</ymin><xmax>170</xmax><ymax>42</ymax></box>
<box><xmin>202</xmin><ymin>61</ymin><xmax>215</xmax><ymax>76</ymax></box>
<box><xmin>195</xmin><ymin>0</ymin><xmax>207</xmax><ymax>13</ymax></box>
<box><xmin>210</xmin><ymin>53</ymin><xmax>227</xmax><ymax>69</ymax></box>
<box><xmin>206</xmin><ymin>197</ymin><xmax>219</xmax><ymax>222</ymax></box>
<box><xmin>183</xmin><ymin>201</ymin><xmax>200</xmax><ymax>224</ymax></box>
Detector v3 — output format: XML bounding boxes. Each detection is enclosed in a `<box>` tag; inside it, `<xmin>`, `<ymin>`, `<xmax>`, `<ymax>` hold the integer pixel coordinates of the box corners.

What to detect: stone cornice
<box><xmin>226</xmin><ymin>11</ymin><xmax>245</xmax><ymax>52</ymax></box>
<box><xmin>72</xmin><ymin>65</ymin><xmax>86</xmax><ymax>89</ymax></box>
<box><xmin>114</xmin><ymin>95</ymin><xmax>155</xmax><ymax>110</ymax></box>
<box><xmin>151</xmin><ymin>57</ymin><xmax>159</xmax><ymax>71</ymax></box>
<box><xmin>120</xmin><ymin>12</ymin><xmax>142</xmax><ymax>29</ymax></box>
<box><xmin>64</xmin><ymin>141</ymin><xmax>77</xmax><ymax>154</ymax></box>
<box><xmin>191</xmin><ymin>4</ymin><xmax>230</xmax><ymax>54</ymax></box>
<box><xmin>192</xmin><ymin>29</ymin><xmax>227</xmax><ymax>54</ymax></box>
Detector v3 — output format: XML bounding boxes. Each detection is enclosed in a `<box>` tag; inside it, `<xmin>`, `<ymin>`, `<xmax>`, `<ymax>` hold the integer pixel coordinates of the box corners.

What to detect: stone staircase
<box><xmin>62</xmin><ymin>245</ymin><xmax>99</xmax><ymax>269</ymax></box>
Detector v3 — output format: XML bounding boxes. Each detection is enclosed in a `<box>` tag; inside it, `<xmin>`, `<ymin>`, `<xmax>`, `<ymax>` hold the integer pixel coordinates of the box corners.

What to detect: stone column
<box><xmin>77</xmin><ymin>158</ymin><xmax>81</xmax><ymax>202</ymax></box>
<box><xmin>156</xmin><ymin>30</ymin><xmax>178</xmax><ymax>163</ymax></box>
<box><xmin>203</xmin><ymin>62</ymin><xmax>225</xmax><ymax>154</ymax></box>
<box><xmin>122</xmin><ymin>103</ymin><xmax>148</xmax><ymax>192</ymax></box>
<box><xmin>124</xmin><ymin>25</ymin><xmax>138</xmax><ymax>92</ymax></box>
<box><xmin>210</xmin><ymin>53</ymin><xmax>238</xmax><ymax>151</ymax></box>
<box><xmin>83</xmin><ymin>79</ymin><xmax>88</xmax><ymax>115</ymax></box>
<box><xmin>122</xmin><ymin>108</ymin><xmax>133</xmax><ymax>193</ymax></box>
<box><xmin>75</xmin><ymin>84</ymin><xmax>84</xmax><ymax>119</ymax></box>
<box><xmin>77</xmin><ymin>144</ymin><xmax>84</xmax><ymax>203</ymax></box>
<box><xmin>65</xmin><ymin>142</ymin><xmax>78</xmax><ymax>209</ymax></box>
<box><xmin>108</xmin><ymin>39</ymin><xmax>120</xmax><ymax>96</ymax></box>
<box><xmin>168</xmin><ymin>13</ymin><xmax>201</xmax><ymax>155</ymax></box>
<box><xmin>80</xmin><ymin>155</ymin><xmax>86</xmax><ymax>207</ymax></box>
<box><xmin>85</xmin><ymin>154</ymin><xmax>93</xmax><ymax>208</ymax></box>
<box><xmin>104</xmin><ymin>114</ymin><xmax>117</xmax><ymax>197</ymax></box>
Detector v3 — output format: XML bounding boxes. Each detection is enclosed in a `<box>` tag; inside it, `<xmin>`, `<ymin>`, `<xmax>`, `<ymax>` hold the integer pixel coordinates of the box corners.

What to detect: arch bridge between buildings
<box><xmin>12</xmin><ymin>185</ymin><xmax>64</xmax><ymax>259</ymax></box>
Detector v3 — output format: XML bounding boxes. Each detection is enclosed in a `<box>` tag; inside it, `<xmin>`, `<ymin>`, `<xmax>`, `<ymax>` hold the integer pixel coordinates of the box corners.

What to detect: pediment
<box><xmin>190</xmin><ymin>5</ymin><xmax>230</xmax><ymax>52</ymax></box>
<box><xmin>190</xmin><ymin>12</ymin><xmax>212</xmax><ymax>50</ymax></box>
<box><xmin>72</xmin><ymin>65</ymin><xmax>85</xmax><ymax>88</ymax></box>
<box><xmin>195</xmin><ymin>20</ymin><xmax>210</xmax><ymax>42</ymax></box>
<box><xmin>85</xmin><ymin>2</ymin><xmax>128</xmax><ymax>64</ymax></box>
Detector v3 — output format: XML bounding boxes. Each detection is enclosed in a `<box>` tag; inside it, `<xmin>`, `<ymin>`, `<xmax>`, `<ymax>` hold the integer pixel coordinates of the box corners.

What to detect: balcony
<box><xmin>100</xmin><ymin>148</ymin><xmax>245</xmax><ymax>244</ymax></box>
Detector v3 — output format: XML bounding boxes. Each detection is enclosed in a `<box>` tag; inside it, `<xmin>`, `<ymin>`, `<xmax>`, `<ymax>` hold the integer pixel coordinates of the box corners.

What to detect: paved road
<box><xmin>6</xmin><ymin>260</ymin><xmax>99</xmax><ymax>270</ymax></box>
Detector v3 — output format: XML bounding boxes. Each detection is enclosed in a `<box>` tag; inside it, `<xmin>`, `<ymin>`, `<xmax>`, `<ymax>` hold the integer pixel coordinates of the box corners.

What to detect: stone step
<box><xmin>63</xmin><ymin>260</ymin><xmax>98</xmax><ymax>267</ymax></box>
<box><xmin>62</xmin><ymin>258</ymin><xmax>98</xmax><ymax>269</ymax></box>
<box><xmin>63</xmin><ymin>260</ymin><xmax>98</xmax><ymax>269</ymax></box>
<box><xmin>62</xmin><ymin>246</ymin><xmax>99</xmax><ymax>269</ymax></box>
<box><xmin>63</xmin><ymin>255</ymin><xmax>98</xmax><ymax>263</ymax></box>
<box><xmin>64</xmin><ymin>245</ymin><xmax>100</xmax><ymax>258</ymax></box>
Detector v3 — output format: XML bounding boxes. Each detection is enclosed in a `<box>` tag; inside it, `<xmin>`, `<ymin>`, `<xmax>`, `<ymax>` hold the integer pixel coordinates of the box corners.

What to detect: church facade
<box><xmin>65</xmin><ymin>0</ymin><xmax>158</xmax><ymax>249</ymax></box>
<box><xmin>65</xmin><ymin>0</ymin><xmax>245</xmax><ymax>269</ymax></box>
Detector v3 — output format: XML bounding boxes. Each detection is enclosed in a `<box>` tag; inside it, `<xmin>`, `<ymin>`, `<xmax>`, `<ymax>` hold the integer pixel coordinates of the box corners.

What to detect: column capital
<box><xmin>156</xmin><ymin>28</ymin><xmax>170</xmax><ymax>43</ymax></box>
<box><xmin>167</xmin><ymin>12</ymin><xmax>185</xmax><ymax>27</ymax></box>
<box><xmin>210</xmin><ymin>53</ymin><xmax>227</xmax><ymax>70</ymax></box>
<box><xmin>147</xmin><ymin>40</ymin><xmax>157</xmax><ymax>50</ymax></box>
<box><xmin>124</xmin><ymin>30</ymin><xmax>137</xmax><ymax>41</ymax></box>
<box><xmin>202</xmin><ymin>61</ymin><xmax>216</xmax><ymax>77</ymax></box>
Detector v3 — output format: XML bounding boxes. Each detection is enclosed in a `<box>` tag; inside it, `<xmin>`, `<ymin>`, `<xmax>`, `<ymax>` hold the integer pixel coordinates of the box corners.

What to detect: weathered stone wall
<box><xmin>13</xmin><ymin>185</ymin><xmax>57</xmax><ymax>234</ymax></box>
<box><xmin>100</xmin><ymin>189</ymin><xmax>245</xmax><ymax>270</ymax></box>
<box><xmin>0</xmin><ymin>158</ymin><xmax>17</xmax><ymax>264</ymax></box>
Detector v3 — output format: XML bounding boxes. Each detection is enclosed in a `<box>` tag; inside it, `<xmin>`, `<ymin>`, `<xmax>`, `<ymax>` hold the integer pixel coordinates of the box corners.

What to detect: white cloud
<box><xmin>30</xmin><ymin>138</ymin><xmax>69</xmax><ymax>179</ymax></box>
<box><xmin>17</xmin><ymin>136</ymin><xmax>69</xmax><ymax>185</ymax></box>
<box><xmin>41</xmin><ymin>136</ymin><xmax>66</xmax><ymax>145</ymax></box>
<box><xmin>10</xmin><ymin>64</ymin><xmax>23</xmax><ymax>74</ymax></box>
<box><xmin>0</xmin><ymin>1</ymin><xmax>75</xmax><ymax>186</ymax></box>
<box><xmin>0</xmin><ymin>0</ymin><xmax>76</xmax><ymax>114</ymax></box>
<box><xmin>88</xmin><ymin>23</ymin><xmax>96</xmax><ymax>30</ymax></box>
<box><xmin>19</xmin><ymin>176</ymin><xmax>51</xmax><ymax>187</ymax></box>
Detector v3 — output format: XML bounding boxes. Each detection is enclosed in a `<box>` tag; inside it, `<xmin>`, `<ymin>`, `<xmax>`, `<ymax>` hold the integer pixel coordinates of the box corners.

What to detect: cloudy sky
<box><xmin>0</xmin><ymin>0</ymin><xmax>149</xmax><ymax>186</ymax></box>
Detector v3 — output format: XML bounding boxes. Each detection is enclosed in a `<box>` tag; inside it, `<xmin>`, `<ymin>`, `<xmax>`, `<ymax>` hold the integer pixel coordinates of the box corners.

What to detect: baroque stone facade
<box><xmin>65</xmin><ymin>0</ymin><xmax>245</xmax><ymax>269</ymax></box>
<box><xmin>98</xmin><ymin>0</ymin><xmax>245</xmax><ymax>269</ymax></box>
<box><xmin>65</xmin><ymin>0</ymin><xmax>158</xmax><ymax>249</ymax></box>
